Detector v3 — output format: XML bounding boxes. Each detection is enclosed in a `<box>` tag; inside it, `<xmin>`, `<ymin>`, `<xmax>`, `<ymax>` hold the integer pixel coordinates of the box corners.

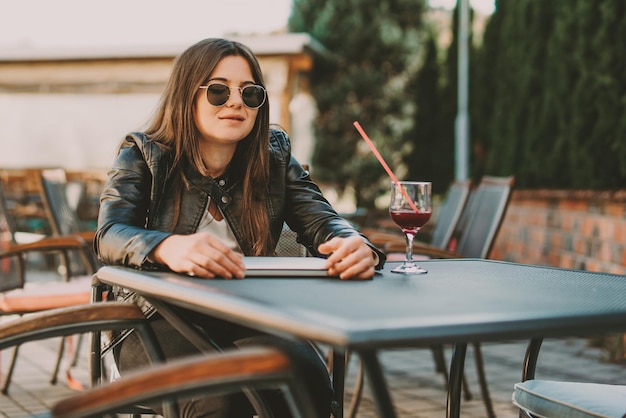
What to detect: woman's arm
<box><xmin>272</xmin><ymin>131</ymin><xmax>385</xmax><ymax>276</ymax></box>
<box><xmin>94</xmin><ymin>140</ymin><xmax>171</xmax><ymax>268</ymax></box>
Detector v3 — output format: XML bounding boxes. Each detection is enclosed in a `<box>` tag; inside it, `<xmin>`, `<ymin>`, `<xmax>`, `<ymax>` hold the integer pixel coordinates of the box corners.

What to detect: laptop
<box><xmin>243</xmin><ymin>256</ymin><xmax>332</xmax><ymax>277</ymax></box>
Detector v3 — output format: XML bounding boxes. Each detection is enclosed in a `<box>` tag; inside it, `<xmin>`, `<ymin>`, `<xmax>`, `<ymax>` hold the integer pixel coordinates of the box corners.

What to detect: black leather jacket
<box><xmin>95</xmin><ymin>129</ymin><xmax>385</xmax><ymax>270</ymax></box>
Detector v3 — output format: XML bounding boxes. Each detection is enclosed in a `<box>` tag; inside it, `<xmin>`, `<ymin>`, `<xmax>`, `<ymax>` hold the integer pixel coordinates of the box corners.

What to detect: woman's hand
<box><xmin>317</xmin><ymin>235</ymin><xmax>377</xmax><ymax>280</ymax></box>
<box><xmin>150</xmin><ymin>232</ymin><xmax>245</xmax><ymax>279</ymax></box>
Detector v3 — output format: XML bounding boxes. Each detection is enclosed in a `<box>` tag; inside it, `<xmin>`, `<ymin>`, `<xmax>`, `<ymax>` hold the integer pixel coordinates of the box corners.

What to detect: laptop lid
<box><xmin>243</xmin><ymin>256</ymin><xmax>332</xmax><ymax>277</ymax></box>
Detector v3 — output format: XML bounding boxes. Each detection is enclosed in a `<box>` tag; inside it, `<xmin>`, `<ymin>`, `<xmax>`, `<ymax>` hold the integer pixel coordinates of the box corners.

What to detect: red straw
<box><xmin>353</xmin><ymin>121</ymin><xmax>419</xmax><ymax>213</ymax></box>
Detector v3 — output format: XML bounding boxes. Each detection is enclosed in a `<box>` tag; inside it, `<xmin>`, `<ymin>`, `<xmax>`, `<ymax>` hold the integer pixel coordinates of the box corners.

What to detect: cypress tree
<box><xmin>473</xmin><ymin>0</ymin><xmax>625</xmax><ymax>189</ymax></box>
<box><xmin>404</xmin><ymin>32</ymin><xmax>452</xmax><ymax>194</ymax></box>
<box><xmin>289</xmin><ymin>0</ymin><xmax>426</xmax><ymax>208</ymax></box>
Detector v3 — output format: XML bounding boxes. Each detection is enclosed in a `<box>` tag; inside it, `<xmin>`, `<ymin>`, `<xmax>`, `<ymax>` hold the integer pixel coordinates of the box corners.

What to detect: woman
<box><xmin>96</xmin><ymin>38</ymin><xmax>385</xmax><ymax>417</ymax></box>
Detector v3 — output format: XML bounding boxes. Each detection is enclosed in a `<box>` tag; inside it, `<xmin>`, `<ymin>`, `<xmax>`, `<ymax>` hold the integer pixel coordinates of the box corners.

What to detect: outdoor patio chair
<box><xmin>37</xmin><ymin>167</ymin><xmax>99</xmax><ymax>277</ymax></box>
<box><xmin>0</xmin><ymin>183</ymin><xmax>95</xmax><ymax>394</ymax></box>
<box><xmin>0</xmin><ymin>301</ymin><xmax>174</xmax><ymax>416</ymax></box>
<box><xmin>364</xmin><ymin>179</ymin><xmax>472</xmax><ymax>254</ymax></box>
<box><xmin>384</xmin><ymin>175</ymin><xmax>515</xmax><ymax>260</ymax></box>
<box><xmin>513</xmin><ymin>337</ymin><xmax>626</xmax><ymax>418</ymax></box>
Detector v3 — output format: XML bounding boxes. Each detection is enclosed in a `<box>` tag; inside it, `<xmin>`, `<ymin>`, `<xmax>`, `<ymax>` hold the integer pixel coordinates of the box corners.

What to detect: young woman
<box><xmin>95</xmin><ymin>37</ymin><xmax>385</xmax><ymax>417</ymax></box>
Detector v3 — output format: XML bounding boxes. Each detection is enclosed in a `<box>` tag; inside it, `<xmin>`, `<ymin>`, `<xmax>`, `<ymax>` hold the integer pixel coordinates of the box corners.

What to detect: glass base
<box><xmin>391</xmin><ymin>262</ymin><xmax>428</xmax><ymax>275</ymax></box>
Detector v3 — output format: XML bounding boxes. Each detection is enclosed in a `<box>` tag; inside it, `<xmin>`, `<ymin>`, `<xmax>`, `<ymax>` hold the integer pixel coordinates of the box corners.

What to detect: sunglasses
<box><xmin>198</xmin><ymin>83</ymin><xmax>267</xmax><ymax>109</ymax></box>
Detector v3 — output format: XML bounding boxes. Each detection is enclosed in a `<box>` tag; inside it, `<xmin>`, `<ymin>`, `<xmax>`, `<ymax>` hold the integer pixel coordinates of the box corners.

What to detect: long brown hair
<box><xmin>144</xmin><ymin>38</ymin><xmax>271</xmax><ymax>255</ymax></box>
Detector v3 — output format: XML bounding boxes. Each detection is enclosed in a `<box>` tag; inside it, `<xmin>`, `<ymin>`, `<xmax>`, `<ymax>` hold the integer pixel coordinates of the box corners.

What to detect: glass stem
<box><xmin>405</xmin><ymin>232</ymin><xmax>415</xmax><ymax>265</ymax></box>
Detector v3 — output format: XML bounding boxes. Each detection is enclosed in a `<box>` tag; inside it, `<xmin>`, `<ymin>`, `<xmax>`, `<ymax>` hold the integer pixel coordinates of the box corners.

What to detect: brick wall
<box><xmin>490</xmin><ymin>189</ymin><xmax>626</xmax><ymax>275</ymax></box>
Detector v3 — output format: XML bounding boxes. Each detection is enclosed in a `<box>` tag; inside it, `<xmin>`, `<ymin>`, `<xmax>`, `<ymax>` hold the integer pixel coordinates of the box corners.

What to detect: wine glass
<box><xmin>389</xmin><ymin>181</ymin><xmax>432</xmax><ymax>274</ymax></box>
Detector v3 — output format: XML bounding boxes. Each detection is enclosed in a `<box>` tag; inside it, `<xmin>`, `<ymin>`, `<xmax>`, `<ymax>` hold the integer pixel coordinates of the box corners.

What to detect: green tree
<box><xmin>403</xmin><ymin>31</ymin><xmax>453</xmax><ymax>195</ymax></box>
<box><xmin>289</xmin><ymin>0</ymin><xmax>427</xmax><ymax>208</ymax></box>
<box><xmin>470</xmin><ymin>0</ymin><xmax>626</xmax><ymax>189</ymax></box>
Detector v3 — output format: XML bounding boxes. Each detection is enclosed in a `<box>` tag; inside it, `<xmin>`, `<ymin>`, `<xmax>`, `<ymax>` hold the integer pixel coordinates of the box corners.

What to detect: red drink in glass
<box><xmin>389</xmin><ymin>181</ymin><xmax>432</xmax><ymax>274</ymax></box>
<box><xmin>390</xmin><ymin>210</ymin><xmax>432</xmax><ymax>234</ymax></box>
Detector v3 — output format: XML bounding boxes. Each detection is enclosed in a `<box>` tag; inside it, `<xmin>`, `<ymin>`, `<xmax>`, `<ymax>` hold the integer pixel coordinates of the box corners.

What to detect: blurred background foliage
<box><xmin>289</xmin><ymin>0</ymin><xmax>626</xmax><ymax>208</ymax></box>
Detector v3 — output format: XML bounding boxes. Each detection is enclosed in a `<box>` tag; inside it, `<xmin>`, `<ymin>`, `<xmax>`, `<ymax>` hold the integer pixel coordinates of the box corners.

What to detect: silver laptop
<box><xmin>243</xmin><ymin>256</ymin><xmax>331</xmax><ymax>277</ymax></box>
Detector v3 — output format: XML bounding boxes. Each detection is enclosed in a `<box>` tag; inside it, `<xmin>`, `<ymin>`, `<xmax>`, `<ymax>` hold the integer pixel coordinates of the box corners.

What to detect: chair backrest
<box><xmin>429</xmin><ymin>180</ymin><xmax>472</xmax><ymax>249</ymax></box>
<box><xmin>452</xmin><ymin>175</ymin><xmax>515</xmax><ymax>259</ymax></box>
<box><xmin>39</xmin><ymin>168</ymin><xmax>84</xmax><ymax>236</ymax></box>
<box><xmin>0</xmin><ymin>185</ymin><xmax>24</xmax><ymax>292</ymax></box>
<box><xmin>39</xmin><ymin>168</ymin><xmax>101</xmax><ymax>276</ymax></box>
<box><xmin>275</xmin><ymin>164</ymin><xmax>310</xmax><ymax>258</ymax></box>
<box><xmin>275</xmin><ymin>223</ymin><xmax>309</xmax><ymax>257</ymax></box>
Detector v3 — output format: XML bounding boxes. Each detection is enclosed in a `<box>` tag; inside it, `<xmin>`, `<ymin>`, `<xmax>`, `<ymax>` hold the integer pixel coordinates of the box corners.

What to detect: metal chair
<box><xmin>37</xmin><ymin>168</ymin><xmax>99</xmax><ymax>276</ymax></box>
<box><xmin>384</xmin><ymin>175</ymin><xmax>514</xmax><ymax>260</ymax></box>
<box><xmin>0</xmin><ymin>183</ymin><xmax>95</xmax><ymax>394</ymax></box>
<box><xmin>363</xmin><ymin>179</ymin><xmax>472</xmax><ymax>256</ymax></box>
<box><xmin>513</xmin><ymin>337</ymin><xmax>626</xmax><ymax>418</ymax></box>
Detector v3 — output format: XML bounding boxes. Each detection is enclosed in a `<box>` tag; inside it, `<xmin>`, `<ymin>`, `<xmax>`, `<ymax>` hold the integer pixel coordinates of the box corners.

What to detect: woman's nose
<box><xmin>226</xmin><ymin>87</ymin><xmax>244</xmax><ymax>107</ymax></box>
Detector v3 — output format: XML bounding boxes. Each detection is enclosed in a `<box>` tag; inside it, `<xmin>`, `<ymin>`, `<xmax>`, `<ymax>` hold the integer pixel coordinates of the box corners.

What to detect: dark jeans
<box><xmin>115</xmin><ymin>312</ymin><xmax>333</xmax><ymax>418</ymax></box>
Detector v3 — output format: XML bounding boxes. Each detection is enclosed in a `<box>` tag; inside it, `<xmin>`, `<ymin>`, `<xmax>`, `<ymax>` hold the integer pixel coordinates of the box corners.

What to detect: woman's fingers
<box><xmin>318</xmin><ymin>236</ymin><xmax>376</xmax><ymax>280</ymax></box>
<box><xmin>152</xmin><ymin>232</ymin><xmax>245</xmax><ymax>279</ymax></box>
<box><xmin>188</xmin><ymin>244</ymin><xmax>245</xmax><ymax>279</ymax></box>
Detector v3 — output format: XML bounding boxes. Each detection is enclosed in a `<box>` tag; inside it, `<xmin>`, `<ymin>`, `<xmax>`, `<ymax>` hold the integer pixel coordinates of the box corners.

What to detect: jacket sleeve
<box><xmin>273</xmin><ymin>131</ymin><xmax>386</xmax><ymax>269</ymax></box>
<box><xmin>94</xmin><ymin>138</ymin><xmax>171</xmax><ymax>268</ymax></box>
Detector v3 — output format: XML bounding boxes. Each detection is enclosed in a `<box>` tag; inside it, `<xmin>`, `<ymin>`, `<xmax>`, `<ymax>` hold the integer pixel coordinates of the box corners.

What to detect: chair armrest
<box><xmin>360</xmin><ymin>229</ymin><xmax>404</xmax><ymax>248</ymax></box>
<box><xmin>52</xmin><ymin>346</ymin><xmax>318</xmax><ymax>418</ymax></box>
<box><xmin>384</xmin><ymin>240</ymin><xmax>463</xmax><ymax>259</ymax></box>
<box><xmin>0</xmin><ymin>236</ymin><xmax>89</xmax><ymax>258</ymax></box>
<box><xmin>74</xmin><ymin>230</ymin><xmax>96</xmax><ymax>243</ymax></box>
<box><xmin>1</xmin><ymin>235</ymin><xmax>97</xmax><ymax>276</ymax></box>
<box><xmin>0</xmin><ymin>302</ymin><xmax>147</xmax><ymax>350</ymax></box>
<box><xmin>361</xmin><ymin>229</ymin><xmax>462</xmax><ymax>259</ymax></box>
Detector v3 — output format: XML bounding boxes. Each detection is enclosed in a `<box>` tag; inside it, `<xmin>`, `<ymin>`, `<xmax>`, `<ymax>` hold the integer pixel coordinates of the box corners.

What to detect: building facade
<box><xmin>0</xmin><ymin>33</ymin><xmax>322</xmax><ymax>169</ymax></box>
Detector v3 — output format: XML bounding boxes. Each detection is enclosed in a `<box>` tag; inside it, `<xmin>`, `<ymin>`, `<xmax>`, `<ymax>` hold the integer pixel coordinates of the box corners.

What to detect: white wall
<box><xmin>0</xmin><ymin>93</ymin><xmax>159</xmax><ymax>169</ymax></box>
<box><xmin>0</xmin><ymin>88</ymin><xmax>313</xmax><ymax>170</ymax></box>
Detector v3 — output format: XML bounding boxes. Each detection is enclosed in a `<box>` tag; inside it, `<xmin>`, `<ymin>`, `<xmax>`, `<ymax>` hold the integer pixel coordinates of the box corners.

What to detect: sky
<box><xmin>0</xmin><ymin>0</ymin><xmax>494</xmax><ymax>49</ymax></box>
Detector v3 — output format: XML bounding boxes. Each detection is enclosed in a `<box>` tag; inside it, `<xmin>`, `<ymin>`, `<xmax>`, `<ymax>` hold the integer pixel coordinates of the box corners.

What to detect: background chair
<box><xmin>37</xmin><ymin>168</ymin><xmax>100</xmax><ymax>278</ymax></box>
<box><xmin>513</xmin><ymin>337</ymin><xmax>626</xmax><ymax>418</ymax></box>
<box><xmin>38</xmin><ymin>168</ymin><xmax>94</xmax><ymax>240</ymax></box>
<box><xmin>364</xmin><ymin>179</ymin><xmax>472</xmax><ymax>255</ymax></box>
<box><xmin>384</xmin><ymin>175</ymin><xmax>515</xmax><ymax>260</ymax></box>
<box><xmin>0</xmin><ymin>302</ymin><xmax>175</xmax><ymax>417</ymax></box>
<box><xmin>0</xmin><ymin>183</ymin><xmax>95</xmax><ymax>394</ymax></box>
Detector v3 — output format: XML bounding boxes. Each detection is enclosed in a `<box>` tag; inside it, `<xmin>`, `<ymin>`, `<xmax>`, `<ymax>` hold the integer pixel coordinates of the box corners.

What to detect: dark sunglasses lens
<box><xmin>206</xmin><ymin>84</ymin><xmax>230</xmax><ymax>106</ymax></box>
<box><xmin>241</xmin><ymin>86</ymin><xmax>266</xmax><ymax>108</ymax></box>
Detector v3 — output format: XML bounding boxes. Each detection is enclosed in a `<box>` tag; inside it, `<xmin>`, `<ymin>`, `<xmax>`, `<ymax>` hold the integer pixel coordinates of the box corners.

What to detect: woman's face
<box><xmin>193</xmin><ymin>55</ymin><xmax>259</xmax><ymax>149</ymax></box>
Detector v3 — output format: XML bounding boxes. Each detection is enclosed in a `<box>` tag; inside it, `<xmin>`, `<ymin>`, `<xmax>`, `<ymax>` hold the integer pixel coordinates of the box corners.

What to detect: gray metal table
<box><xmin>95</xmin><ymin>259</ymin><xmax>626</xmax><ymax>417</ymax></box>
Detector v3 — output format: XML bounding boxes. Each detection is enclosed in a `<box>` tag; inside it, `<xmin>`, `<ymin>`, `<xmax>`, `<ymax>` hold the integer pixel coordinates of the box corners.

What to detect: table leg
<box><xmin>359</xmin><ymin>349</ymin><xmax>398</xmax><ymax>418</ymax></box>
<box><xmin>147</xmin><ymin>299</ymin><xmax>272</xmax><ymax>416</ymax></box>
<box><xmin>447</xmin><ymin>343</ymin><xmax>467</xmax><ymax>418</ymax></box>
<box><xmin>332</xmin><ymin>348</ymin><xmax>346</xmax><ymax>418</ymax></box>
